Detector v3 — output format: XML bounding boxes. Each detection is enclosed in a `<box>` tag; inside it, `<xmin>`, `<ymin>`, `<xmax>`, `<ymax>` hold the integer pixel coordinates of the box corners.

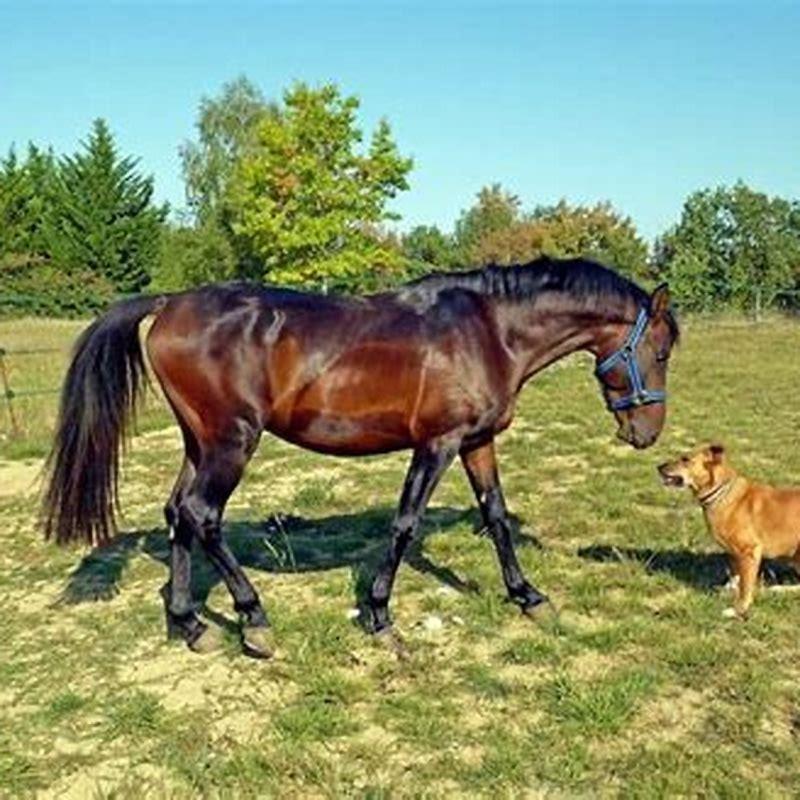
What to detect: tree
<box><xmin>45</xmin><ymin>119</ymin><xmax>166</xmax><ymax>294</ymax></box>
<box><xmin>654</xmin><ymin>183</ymin><xmax>800</xmax><ymax>312</ymax></box>
<box><xmin>454</xmin><ymin>184</ymin><xmax>521</xmax><ymax>264</ymax></box>
<box><xmin>150</xmin><ymin>220</ymin><xmax>237</xmax><ymax>292</ymax></box>
<box><xmin>401</xmin><ymin>224</ymin><xmax>457</xmax><ymax>269</ymax></box>
<box><xmin>179</xmin><ymin>75</ymin><xmax>276</xmax><ymax>226</ymax></box>
<box><xmin>0</xmin><ymin>144</ymin><xmax>57</xmax><ymax>258</ymax></box>
<box><xmin>226</xmin><ymin>82</ymin><xmax>413</xmax><ymax>291</ymax></box>
<box><xmin>464</xmin><ymin>199</ymin><xmax>648</xmax><ymax>277</ymax></box>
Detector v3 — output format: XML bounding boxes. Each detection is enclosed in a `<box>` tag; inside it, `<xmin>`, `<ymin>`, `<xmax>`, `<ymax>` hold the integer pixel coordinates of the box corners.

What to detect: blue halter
<box><xmin>595</xmin><ymin>307</ymin><xmax>666</xmax><ymax>411</ymax></box>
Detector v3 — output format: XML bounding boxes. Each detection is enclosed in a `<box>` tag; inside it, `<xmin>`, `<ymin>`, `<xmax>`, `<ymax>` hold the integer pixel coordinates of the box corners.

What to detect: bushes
<box><xmin>0</xmin><ymin>255</ymin><xmax>116</xmax><ymax>318</ymax></box>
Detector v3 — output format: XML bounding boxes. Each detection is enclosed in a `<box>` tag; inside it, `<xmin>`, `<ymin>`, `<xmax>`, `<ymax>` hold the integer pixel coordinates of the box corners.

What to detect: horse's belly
<box><xmin>271</xmin><ymin>408</ymin><xmax>413</xmax><ymax>456</ymax></box>
<box><xmin>266</xmin><ymin>361</ymin><xmax>420</xmax><ymax>455</ymax></box>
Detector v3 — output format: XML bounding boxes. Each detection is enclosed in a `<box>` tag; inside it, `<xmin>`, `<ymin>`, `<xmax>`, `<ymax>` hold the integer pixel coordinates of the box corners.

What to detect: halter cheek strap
<box><xmin>595</xmin><ymin>307</ymin><xmax>666</xmax><ymax>411</ymax></box>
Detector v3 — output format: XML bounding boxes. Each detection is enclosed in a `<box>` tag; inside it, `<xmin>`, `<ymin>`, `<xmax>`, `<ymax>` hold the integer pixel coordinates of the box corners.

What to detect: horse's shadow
<box><xmin>58</xmin><ymin>506</ymin><xmax>542</xmax><ymax>623</ymax></box>
<box><xmin>578</xmin><ymin>544</ymin><xmax>800</xmax><ymax>590</ymax></box>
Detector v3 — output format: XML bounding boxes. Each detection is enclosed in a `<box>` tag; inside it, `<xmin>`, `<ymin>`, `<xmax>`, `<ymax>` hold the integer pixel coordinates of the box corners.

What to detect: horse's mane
<box><xmin>405</xmin><ymin>256</ymin><xmax>680</xmax><ymax>342</ymax></box>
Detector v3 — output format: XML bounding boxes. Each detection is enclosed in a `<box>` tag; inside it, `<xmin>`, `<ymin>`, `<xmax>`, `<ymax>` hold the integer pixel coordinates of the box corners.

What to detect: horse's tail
<box><xmin>42</xmin><ymin>295</ymin><xmax>165</xmax><ymax>546</ymax></box>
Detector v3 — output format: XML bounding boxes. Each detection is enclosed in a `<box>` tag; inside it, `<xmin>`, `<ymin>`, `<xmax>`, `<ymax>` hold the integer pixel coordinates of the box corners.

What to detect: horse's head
<box><xmin>595</xmin><ymin>284</ymin><xmax>678</xmax><ymax>450</ymax></box>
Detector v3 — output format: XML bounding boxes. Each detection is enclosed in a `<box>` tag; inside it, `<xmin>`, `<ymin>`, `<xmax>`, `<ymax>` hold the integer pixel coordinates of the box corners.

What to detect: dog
<box><xmin>658</xmin><ymin>443</ymin><xmax>800</xmax><ymax>618</ymax></box>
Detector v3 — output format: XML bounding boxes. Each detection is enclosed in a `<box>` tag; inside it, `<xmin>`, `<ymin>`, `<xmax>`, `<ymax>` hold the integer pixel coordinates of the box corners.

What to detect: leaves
<box><xmin>44</xmin><ymin>119</ymin><xmax>166</xmax><ymax>294</ymax></box>
<box><xmin>225</xmin><ymin>82</ymin><xmax>413</xmax><ymax>292</ymax></box>
<box><xmin>179</xmin><ymin>75</ymin><xmax>277</xmax><ymax>226</ymax></box>
<box><xmin>655</xmin><ymin>183</ymin><xmax>800</xmax><ymax>312</ymax></box>
<box><xmin>453</xmin><ymin>189</ymin><xmax>648</xmax><ymax>278</ymax></box>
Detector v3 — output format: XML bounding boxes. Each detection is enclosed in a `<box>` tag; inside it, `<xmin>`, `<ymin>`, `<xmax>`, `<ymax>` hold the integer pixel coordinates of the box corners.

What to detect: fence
<box><xmin>0</xmin><ymin>345</ymin><xmax>63</xmax><ymax>437</ymax></box>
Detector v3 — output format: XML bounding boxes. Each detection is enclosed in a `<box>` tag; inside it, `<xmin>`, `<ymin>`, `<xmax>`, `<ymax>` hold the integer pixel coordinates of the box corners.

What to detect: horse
<box><xmin>42</xmin><ymin>256</ymin><xmax>679</xmax><ymax>657</ymax></box>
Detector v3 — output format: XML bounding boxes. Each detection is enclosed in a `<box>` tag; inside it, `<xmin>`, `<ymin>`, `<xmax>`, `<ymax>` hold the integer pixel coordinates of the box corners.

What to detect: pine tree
<box><xmin>0</xmin><ymin>144</ymin><xmax>57</xmax><ymax>258</ymax></box>
<box><xmin>46</xmin><ymin>119</ymin><xmax>166</xmax><ymax>294</ymax></box>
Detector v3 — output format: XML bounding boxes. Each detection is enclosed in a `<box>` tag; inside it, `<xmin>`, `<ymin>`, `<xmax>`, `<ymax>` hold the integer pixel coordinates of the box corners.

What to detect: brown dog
<box><xmin>658</xmin><ymin>444</ymin><xmax>800</xmax><ymax>618</ymax></box>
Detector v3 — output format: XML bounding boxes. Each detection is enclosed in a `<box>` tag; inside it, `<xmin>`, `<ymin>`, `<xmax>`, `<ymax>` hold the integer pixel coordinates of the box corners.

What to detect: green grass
<box><xmin>1</xmin><ymin>314</ymin><xmax>800</xmax><ymax>797</ymax></box>
<box><xmin>0</xmin><ymin>316</ymin><xmax>172</xmax><ymax>460</ymax></box>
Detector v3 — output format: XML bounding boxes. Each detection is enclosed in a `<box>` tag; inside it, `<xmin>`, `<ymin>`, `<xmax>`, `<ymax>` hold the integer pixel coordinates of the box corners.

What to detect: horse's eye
<box><xmin>655</xmin><ymin>352</ymin><xmax>670</xmax><ymax>363</ymax></box>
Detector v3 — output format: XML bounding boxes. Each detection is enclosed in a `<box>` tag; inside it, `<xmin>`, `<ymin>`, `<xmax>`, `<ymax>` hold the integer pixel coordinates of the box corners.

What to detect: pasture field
<box><xmin>1</xmin><ymin>316</ymin><xmax>800</xmax><ymax>798</ymax></box>
<box><xmin>0</xmin><ymin>318</ymin><xmax>171</xmax><ymax>461</ymax></box>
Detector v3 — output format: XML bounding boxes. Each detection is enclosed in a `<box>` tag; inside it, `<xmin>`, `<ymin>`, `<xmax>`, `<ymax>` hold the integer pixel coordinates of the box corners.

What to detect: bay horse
<box><xmin>42</xmin><ymin>257</ymin><xmax>679</xmax><ymax>657</ymax></box>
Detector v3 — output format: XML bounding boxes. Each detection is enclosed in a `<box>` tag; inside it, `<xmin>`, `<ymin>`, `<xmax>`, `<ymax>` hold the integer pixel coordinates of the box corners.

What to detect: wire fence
<box><xmin>0</xmin><ymin>345</ymin><xmax>64</xmax><ymax>437</ymax></box>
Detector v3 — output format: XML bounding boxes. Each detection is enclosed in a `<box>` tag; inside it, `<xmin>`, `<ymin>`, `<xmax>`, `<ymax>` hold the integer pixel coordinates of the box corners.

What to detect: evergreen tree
<box><xmin>46</xmin><ymin>119</ymin><xmax>166</xmax><ymax>293</ymax></box>
<box><xmin>0</xmin><ymin>144</ymin><xmax>57</xmax><ymax>258</ymax></box>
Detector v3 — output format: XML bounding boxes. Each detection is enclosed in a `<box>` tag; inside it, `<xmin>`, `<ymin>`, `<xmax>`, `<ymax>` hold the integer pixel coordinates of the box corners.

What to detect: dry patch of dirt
<box><xmin>633</xmin><ymin>687</ymin><xmax>709</xmax><ymax>745</ymax></box>
<box><xmin>0</xmin><ymin>458</ymin><xmax>43</xmax><ymax>497</ymax></box>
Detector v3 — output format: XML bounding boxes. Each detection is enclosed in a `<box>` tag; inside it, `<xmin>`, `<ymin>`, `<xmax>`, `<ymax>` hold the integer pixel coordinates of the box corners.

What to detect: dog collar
<box><xmin>698</xmin><ymin>478</ymin><xmax>736</xmax><ymax>509</ymax></box>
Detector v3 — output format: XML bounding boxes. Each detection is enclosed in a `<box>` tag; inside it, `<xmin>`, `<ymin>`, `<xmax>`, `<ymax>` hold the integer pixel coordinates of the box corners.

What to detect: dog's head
<box><xmin>657</xmin><ymin>443</ymin><xmax>729</xmax><ymax>495</ymax></box>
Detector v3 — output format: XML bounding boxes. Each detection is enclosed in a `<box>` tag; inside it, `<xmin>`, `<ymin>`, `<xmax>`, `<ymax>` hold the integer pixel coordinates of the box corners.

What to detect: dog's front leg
<box><xmin>724</xmin><ymin>545</ymin><xmax>762</xmax><ymax>619</ymax></box>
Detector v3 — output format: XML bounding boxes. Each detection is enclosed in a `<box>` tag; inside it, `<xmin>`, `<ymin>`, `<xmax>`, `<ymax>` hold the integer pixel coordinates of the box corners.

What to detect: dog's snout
<box><xmin>657</xmin><ymin>462</ymin><xmax>670</xmax><ymax>475</ymax></box>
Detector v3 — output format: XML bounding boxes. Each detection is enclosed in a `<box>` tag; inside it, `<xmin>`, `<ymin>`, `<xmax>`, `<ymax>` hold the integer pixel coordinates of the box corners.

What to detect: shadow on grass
<box><xmin>578</xmin><ymin>544</ymin><xmax>800</xmax><ymax>590</ymax></box>
<box><xmin>58</xmin><ymin>506</ymin><xmax>542</xmax><ymax>621</ymax></box>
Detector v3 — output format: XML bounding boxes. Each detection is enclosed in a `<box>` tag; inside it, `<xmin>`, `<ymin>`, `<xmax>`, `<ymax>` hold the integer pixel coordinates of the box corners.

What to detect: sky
<box><xmin>1</xmin><ymin>1</ymin><xmax>798</xmax><ymax>242</ymax></box>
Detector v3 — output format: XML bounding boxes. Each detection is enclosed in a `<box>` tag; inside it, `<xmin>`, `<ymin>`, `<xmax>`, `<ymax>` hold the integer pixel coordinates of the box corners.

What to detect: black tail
<box><xmin>42</xmin><ymin>295</ymin><xmax>163</xmax><ymax>545</ymax></box>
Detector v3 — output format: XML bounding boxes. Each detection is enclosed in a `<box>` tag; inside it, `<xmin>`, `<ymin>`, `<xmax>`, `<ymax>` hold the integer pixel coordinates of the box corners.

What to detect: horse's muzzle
<box><xmin>618</xmin><ymin>426</ymin><xmax>658</xmax><ymax>450</ymax></box>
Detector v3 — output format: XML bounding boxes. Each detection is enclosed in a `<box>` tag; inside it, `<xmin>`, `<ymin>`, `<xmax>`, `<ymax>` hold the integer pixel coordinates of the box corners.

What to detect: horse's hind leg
<box><xmin>162</xmin><ymin>455</ymin><xmax>222</xmax><ymax>652</ymax></box>
<box><xmin>461</xmin><ymin>440</ymin><xmax>549</xmax><ymax>616</ymax></box>
<box><xmin>178</xmin><ymin>433</ymin><xmax>272</xmax><ymax>658</ymax></box>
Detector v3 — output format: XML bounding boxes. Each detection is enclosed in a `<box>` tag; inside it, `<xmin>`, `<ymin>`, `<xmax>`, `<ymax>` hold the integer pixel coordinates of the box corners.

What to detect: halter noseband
<box><xmin>595</xmin><ymin>307</ymin><xmax>666</xmax><ymax>411</ymax></box>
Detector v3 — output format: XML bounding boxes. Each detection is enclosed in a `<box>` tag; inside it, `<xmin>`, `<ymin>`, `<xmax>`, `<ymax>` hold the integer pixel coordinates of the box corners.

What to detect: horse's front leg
<box><xmin>368</xmin><ymin>440</ymin><xmax>459</xmax><ymax>639</ymax></box>
<box><xmin>461</xmin><ymin>440</ymin><xmax>549</xmax><ymax>615</ymax></box>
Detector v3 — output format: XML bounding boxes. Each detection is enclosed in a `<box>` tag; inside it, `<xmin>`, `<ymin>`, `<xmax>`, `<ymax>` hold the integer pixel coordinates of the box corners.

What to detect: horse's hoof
<box><xmin>374</xmin><ymin>627</ymin><xmax>410</xmax><ymax>660</ymax></box>
<box><xmin>522</xmin><ymin>597</ymin><xmax>559</xmax><ymax>629</ymax></box>
<box><xmin>188</xmin><ymin>625</ymin><xmax>224</xmax><ymax>654</ymax></box>
<box><xmin>521</xmin><ymin>595</ymin><xmax>549</xmax><ymax>617</ymax></box>
<box><xmin>241</xmin><ymin>625</ymin><xmax>275</xmax><ymax>659</ymax></box>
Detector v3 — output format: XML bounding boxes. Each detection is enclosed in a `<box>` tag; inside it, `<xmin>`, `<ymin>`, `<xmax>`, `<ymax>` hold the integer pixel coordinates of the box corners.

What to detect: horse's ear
<box><xmin>649</xmin><ymin>283</ymin><xmax>670</xmax><ymax>318</ymax></box>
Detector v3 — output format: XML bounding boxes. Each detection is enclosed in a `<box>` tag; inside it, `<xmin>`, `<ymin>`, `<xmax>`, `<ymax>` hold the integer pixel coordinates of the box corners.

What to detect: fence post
<box><xmin>0</xmin><ymin>347</ymin><xmax>21</xmax><ymax>437</ymax></box>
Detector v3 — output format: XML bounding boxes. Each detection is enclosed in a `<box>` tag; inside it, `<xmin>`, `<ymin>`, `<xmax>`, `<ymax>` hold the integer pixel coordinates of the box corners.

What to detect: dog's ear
<box><xmin>708</xmin><ymin>443</ymin><xmax>725</xmax><ymax>463</ymax></box>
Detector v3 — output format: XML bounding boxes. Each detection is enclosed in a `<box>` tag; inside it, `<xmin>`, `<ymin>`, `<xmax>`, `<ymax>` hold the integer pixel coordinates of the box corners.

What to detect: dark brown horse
<box><xmin>43</xmin><ymin>257</ymin><xmax>679</xmax><ymax>657</ymax></box>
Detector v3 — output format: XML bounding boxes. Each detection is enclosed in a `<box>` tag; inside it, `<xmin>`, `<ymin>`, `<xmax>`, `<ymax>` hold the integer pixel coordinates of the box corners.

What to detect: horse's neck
<box><xmin>495</xmin><ymin>294</ymin><xmax>632</xmax><ymax>388</ymax></box>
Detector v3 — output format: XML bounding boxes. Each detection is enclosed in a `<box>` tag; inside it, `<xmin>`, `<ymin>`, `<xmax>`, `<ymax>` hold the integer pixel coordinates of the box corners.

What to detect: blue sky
<box><xmin>1</xmin><ymin>1</ymin><xmax>798</xmax><ymax>241</ymax></box>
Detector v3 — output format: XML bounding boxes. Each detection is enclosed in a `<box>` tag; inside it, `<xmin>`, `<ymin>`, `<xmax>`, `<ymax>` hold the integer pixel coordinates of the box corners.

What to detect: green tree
<box><xmin>151</xmin><ymin>220</ymin><xmax>237</xmax><ymax>292</ymax></box>
<box><xmin>180</xmin><ymin>75</ymin><xmax>276</xmax><ymax>225</ymax></box>
<box><xmin>0</xmin><ymin>144</ymin><xmax>57</xmax><ymax>258</ymax></box>
<box><xmin>45</xmin><ymin>119</ymin><xmax>166</xmax><ymax>294</ymax></box>
<box><xmin>465</xmin><ymin>199</ymin><xmax>648</xmax><ymax>277</ymax></box>
<box><xmin>401</xmin><ymin>224</ymin><xmax>457</xmax><ymax>268</ymax></box>
<box><xmin>454</xmin><ymin>184</ymin><xmax>521</xmax><ymax>264</ymax></box>
<box><xmin>226</xmin><ymin>82</ymin><xmax>413</xmax><ymax>291</ymax></box>
<box><xmin>655</xmin><ymin>183</ymin><xmax>800</xmax><ymax>312</ymax></box>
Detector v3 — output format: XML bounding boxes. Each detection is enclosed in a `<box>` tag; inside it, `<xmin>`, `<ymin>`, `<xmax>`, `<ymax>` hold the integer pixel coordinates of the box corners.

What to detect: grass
<box><xmin>0</xmin><ymin>317</ymin><xmax>171</xmax><ymax>460</ymax></box>
<box><xmin>1</xmin><ymin>314</ymin><xmax>800</xmax><ymax>796</ymax></box>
